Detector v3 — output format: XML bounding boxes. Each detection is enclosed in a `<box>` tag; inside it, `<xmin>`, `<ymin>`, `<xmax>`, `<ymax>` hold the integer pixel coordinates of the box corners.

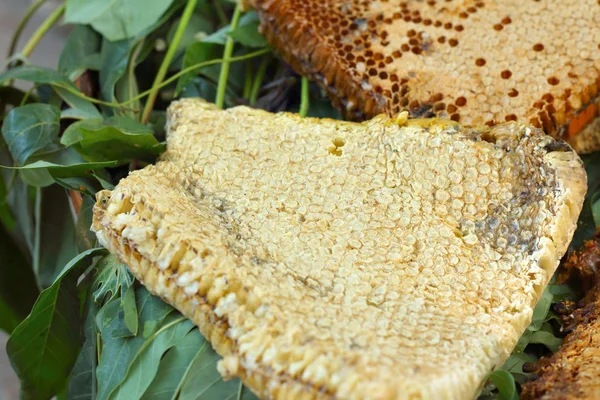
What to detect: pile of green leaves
<box><xmin>0</xmin><ymin>1</ymin><xmax>599</xmax><ymax>400</ymax></box>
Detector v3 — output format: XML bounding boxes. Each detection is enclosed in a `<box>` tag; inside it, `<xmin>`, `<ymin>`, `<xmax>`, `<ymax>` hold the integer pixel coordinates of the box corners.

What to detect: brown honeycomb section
<box><xmin>245</xmin><ymin>0</ymin><xmax>600</xmax><ymax>154</ymax></box>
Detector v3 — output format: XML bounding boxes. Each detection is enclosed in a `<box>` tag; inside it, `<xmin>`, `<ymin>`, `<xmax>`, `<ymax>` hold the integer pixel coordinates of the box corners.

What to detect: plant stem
<box><xmin>249</xmin><ymin>55</ymin><xmax>269</xmax><ymax>105</ymax></box>
<box><xmin>7</xmin><ymin>0</ymin><xmax>47</xmax><ymax>58</ymax></box>
<box><xmin>215</xmin><ymin>5</ymin><xmax>242</xmax><ymax>109</ymax></box>
<box><xmin>243</xmin><ymin>63</ymin><xmax>253</xmax><ymax>100</ymax></box>
<box><xmin>21</xmin><ymin>3</ymin><xmax>65</xmax><ymax>58</ymax></box>
<box><xmin>213</xmin><ymin>0</ymin><xmax>228</xmax><ymax>27</ymax></box>
<box><xmin>141</xmin><ymin>0</ymin><xmax>198</xmax><ymax>124</ymax></box>
<box><xmin>121</xmin><ymin>48</ymin><xmax>271</xmax><ymax>106</ymax></box>
<box><xmin>20</xmin><ymin>85</ymin><xmax>37</xmax><ymax>106</ymax></box>
<box><xmin>126</xmin><ymin>40</ymin><xmax>145</xmax><ymax>120</ymax></box>
<box><xmin>299</xmin><ymin>76</ymin><xmax>310</xmax><ymax>117</ymax></box>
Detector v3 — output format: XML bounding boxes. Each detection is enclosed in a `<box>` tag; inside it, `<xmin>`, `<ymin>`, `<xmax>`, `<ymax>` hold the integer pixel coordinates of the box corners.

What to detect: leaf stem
<box><xmin>141</xmin><ymin>0</ymin><xmax>198</xmax><ymax>124</ymax></box>
<box><xmin>215</xmin><ymin>5</ymin><xmax>242</xmax><ymax>109</ymax></box>
<box><xmin>243</xmin><ymin>63</ymin><xmax>253</xmax><ymax>100</ymax></box>
<box><xmin>213</xmin><ymin>0</ymin><xmax>228</xmax><ymax>27</ymax></box>
<box><xmin>299</xmin><ymin>76</ymin><xmax>310</xmax><ymax>117</ymax></box>
<box><xmin>21</xmin><ymin>3</ymin><xmax>65</xmax><ymax>58</ymax></box>
<box><xmin>126</xmin><ymin>40</ymin><xmax>145</xmax><ymax>120</ymax></box>
<box><xmin>249</xmin><ymin>55</ymin><xmax>269</xmax><ymax>105</ymax></box>
<box><xmin>121</xmin><ymin>48</ymin><xmax>271</xmax><ymax>106</ymax></box>
<box><xmin>7</xmin><ymin>0</ymin><xmax>47</xmax><ymax>58</ymax></box>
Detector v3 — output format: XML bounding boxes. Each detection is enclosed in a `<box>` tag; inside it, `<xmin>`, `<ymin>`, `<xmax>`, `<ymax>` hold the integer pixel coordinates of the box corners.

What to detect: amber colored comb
<box><xmin>244</xmin><ymin>0</ymin><xmax>600</xmax><ymax>153</ymax></box>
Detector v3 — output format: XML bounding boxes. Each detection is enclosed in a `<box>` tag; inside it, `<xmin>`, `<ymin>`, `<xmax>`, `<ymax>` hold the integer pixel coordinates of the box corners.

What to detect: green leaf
<box><xmin>6</xmin><ymin>248</ymin><xmax>105</xmax><ymax>400</ymax></box>
<box><xmin>76</xmin><ymin>196</ymin><xmax>98</xmax><ymax>252</ymax></box>
<box><xmin>95</xmin><ymin>287</ymin><xmax>174</xmax><ymax>400</ymax></box>
<box><xmin>34</xmin><ymin>185</ymin><xmax>79</xmax><ymax>288</ymax></box>
<box><xmin>500</xmin><ymin>352</ymin><xmax>537</xmax><ymax>384</ymax></box>
<box><xmin>55</xmin><ymin>86</ymin><xmax>102</xmax><ymax>120</ymax></box>
<box><xmin>0</xmin><ymin>66</ymin><xmax>100</xmax><ymax>119</ymax></box>
<box><xmin>110</xmin><ymin>317</ymin><xmax>194</xmax><ymax>400</ymax></box>
<box><xmin>0</xmin><ymin>223</ymin><xmax>38</xmax><ymax>333</ymax></box>
<box><xmin>178</xmin><ymin>341</ymin><xmax>258</xmax><ymax>400</ymax></box>
<box><xmin>61</xmin><ymin>117</ymin><xmax>163</xmax><ymax>163</ymax></box>
<box><xmin>571</xmin><ymin>152</ymin><xmax>600</xmax><ymax>249</ymax></box>
<box><xmin>65</xmin><ymin>0</ymin><xmax>175</xmax><ymax>41</ymax></box>
<box><xmin>140</xmin><ymin>330</ymin><xmax>206</xmax><ymax>400</ymax></box>
<box><xmin>100</xmin><ymin>39</ymin><xmax>136</xmax><ymax>103</ymax></box>
<box><xmin>487</xmin><ymin>370</ymin><xmax>518</xmax><ymax>400</ymax></box>
<box><xmin>1</xmin><ymin>104</ymin><xmax>60</xmax><ymax>165</ymax></box>
<box><xmin>529</xmin><ymin>323</ymin><xmax>563</xmax><ymax>353</ymax></box>
<box><xmin>0</xmin><ymin>65</ymin><xmax>70</xmax><ymax>86</ymax></box>
<box><xmin>2</xmin><ymin>148</ymin><xmax>119</xmax><ymax>187</ymax></box>
<box><xmin>529</xmin><ymin>288</ymin><xmax>553</xmax><ymax>331</ymax></box>
<box><xmin>58</xmin><ymin>25</ymin><xmax>102</xmax><ymax>80</ymax></box>
<box><xmin>92</xmin><ymin>254</ymin><xmax>134</xmax><ymax>304</ymax></box>
<box><xmin>228</xmin><ymin>12</ymin><xmax>267</xmax><ymax>48</ymax></box>
<box><xmin>122</xmin><ymin>285</ymin><xmax>139</xmax><ymax>336</ymax></box>
<box><xmin>67</xmin><ymin>294</ymin><xmax>100</xmax><ymax>400</ymax></box>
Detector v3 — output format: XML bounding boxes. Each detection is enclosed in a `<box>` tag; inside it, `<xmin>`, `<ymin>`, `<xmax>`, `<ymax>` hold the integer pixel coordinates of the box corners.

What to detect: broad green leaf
<box><xmin>0</xmin><ymin>66</ymin><xmax>100</xmax><ymax>119</ymax></box>
<box><xmin>140</xmin><ymin>330</ymin><xmax>206</xmax><ymax>400</ymax></box>
<box><xmin>58</xmin><ymin>25</ymin><xmax>102</xmax><ymax>80</ymax></box>
<box><xmin>3</xmin><ymin>147</ymin><xmax>119</xmax><ymax>185</ymax></box>
<box><xmin>65</xmin><ymin>0</ymin><xmax>175</xmax><ymax>41</ymax></box>
<box><xmin>6</xmin><ymin>248</ymin><xmax>105</xmax><ymax>400</ymax></box>
<box><xmin>228</xmin><ymin>12</ymin><xmax>267</xmax><ymax>48</ymax></box>
<box><xmin>67</xmin><ymin>294</ymin><xmax>100</xmax><ymax>400</ymax></box>
<box><xmin>487</xmin><ymin>370</ymin><xmax>518</xmax><ymax>400</ymax></box>
<box><xmin>529</xmin><ymin>323</ymin><xmax>563</xmax><ymax>353</ymax></box>
<box><xmin>61</xmin><ymin>117</ymin><xmax>163</xmax><ymax>163</ymax></box>
<box><xmin>500</xmin><ymin>352</ymin><xmax>537</xmax><ymax>384</ymax></box>
<box><xmin>0</xmin><ymin>65</ymin><xmax>70</xmax><ymax>86</ymax></box>
<box><xmin>96</xmin><ymin>287</ymin><xmax>174</xmax><ymax>400</ymax></box>
<box><xmin>110</xmin><ymin>317</ymin><xmax>194</xmax><ymax>400</ymax></box>
<box><xmin>178</xmin><ymin>341</ymin><xmax>258</xmax><ymax>400</ymax></box>
<box><xmin>1</xmin><ymin>104</ymin><xmax>60</xmax><ymax>165</ymax></box>
<box><xmin>0</xmin><ymin>223</ymin><xmax>38</xmax><ymax>333</ymax></box>
<box><xmin>122</xmin><ymin>285</ymin><xmax>139</xmax><ymax>336</ymax></box>
<box><xmin>99</xmin><ymin>39</ymin><xmax>136</xmax><ymax>102</ymax></box>
<box><xmin>92</xmin><ymin>254</ymin><xmax>134</xmax><ymax>304</ymax></box>
<box><xmin>54</xmin><ymin>86</ymin><xmax>102</xmax><ymax>120</ymax></box>
<box><xmin>35</xmin><ymin>185</ymin><xmax>78</xmax><ymax>288</ymax></box>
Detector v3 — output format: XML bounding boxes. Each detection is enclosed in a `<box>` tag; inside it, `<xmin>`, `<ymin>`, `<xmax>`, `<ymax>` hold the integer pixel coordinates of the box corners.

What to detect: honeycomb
<box><xmin>244</xmin><ymin>0</ymin><xmax>600</xmax><ymax>153</ymax></box>
<box><xmin>93</xmin><ymin>99</ymin><xmax>586</xmax><ymax>399</ymax></box>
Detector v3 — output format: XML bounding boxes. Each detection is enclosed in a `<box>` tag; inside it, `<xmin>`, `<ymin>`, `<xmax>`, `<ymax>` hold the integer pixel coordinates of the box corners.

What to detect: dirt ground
<box><xmin>1</xmin><ymin>1</ymin><xmax>69</xmax><ymax>399</ymax></box>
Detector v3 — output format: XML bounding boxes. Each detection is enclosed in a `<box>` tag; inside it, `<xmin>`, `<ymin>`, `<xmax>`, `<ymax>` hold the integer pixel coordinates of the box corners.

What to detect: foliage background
<box><xmin>0</xmin><ymin>1</ymin><xmax>598</xmax><ymax>400</ymax></box>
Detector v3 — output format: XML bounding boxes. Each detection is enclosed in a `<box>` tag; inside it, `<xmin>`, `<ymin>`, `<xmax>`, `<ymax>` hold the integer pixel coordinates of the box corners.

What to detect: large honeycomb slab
<box><xmin>92</xmin><ymin>98</ymin><xmax>586</xmax><ymax>399</ymax></box>
<box><xmin>243</xmin><ymin>0</ymin><xmax>600</xmax><ymax>153</ymax></box>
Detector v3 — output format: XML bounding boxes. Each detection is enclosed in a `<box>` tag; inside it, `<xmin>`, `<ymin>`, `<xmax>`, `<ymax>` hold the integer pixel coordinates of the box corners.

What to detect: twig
<box><xmin>141</xmin><ymin>0</ymin><xmax>198</xmax><ymax>124</ymax></box>
<box><xmin>7</xmin><ymin>0</ymin><xmax>47</xmax><ymax>58</ymax></box>
<box><xmin>215</xmin><ymin>5</ymin><xmax>242</xmax><ymax>109</ymax></box>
